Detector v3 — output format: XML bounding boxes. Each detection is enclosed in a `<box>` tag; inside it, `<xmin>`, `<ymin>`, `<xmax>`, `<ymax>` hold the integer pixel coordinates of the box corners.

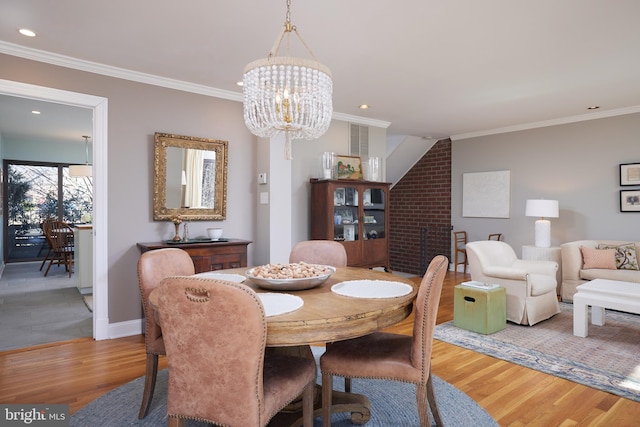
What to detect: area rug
<box><xmin>71</xmin><ymin>347</ymin><xmax>497</xmax><ymax>427</ymax></box>
<box><xmin>434</xmin><ymin>302</ymin><xmax>640</xmax><ymax>402</ymax></box>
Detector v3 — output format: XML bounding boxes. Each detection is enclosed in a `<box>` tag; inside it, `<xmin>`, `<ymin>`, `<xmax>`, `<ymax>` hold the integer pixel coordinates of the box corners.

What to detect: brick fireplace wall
<box><xmin>389</xmin><ymin>138</ymin><xmax>452</xmax><ymax>275</ymax></box>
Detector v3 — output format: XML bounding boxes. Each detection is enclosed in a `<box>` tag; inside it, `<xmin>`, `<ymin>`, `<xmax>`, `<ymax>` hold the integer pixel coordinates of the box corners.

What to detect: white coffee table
<box><xmin>573</xmin><ymin>278</ymin><xmax>640</xmax><ymax>337</ymax></box>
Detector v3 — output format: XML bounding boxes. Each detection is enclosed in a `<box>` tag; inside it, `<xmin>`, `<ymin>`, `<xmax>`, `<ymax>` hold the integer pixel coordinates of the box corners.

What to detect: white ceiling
<box><xmin>0</xmin><ymin>95</ymin><xmax>92</xmax><ymax>144</ymax></box>
<box><xmin>1</xmin><ymin>0</ymin><xmax>640</xmax><ymax>142</ymax></box>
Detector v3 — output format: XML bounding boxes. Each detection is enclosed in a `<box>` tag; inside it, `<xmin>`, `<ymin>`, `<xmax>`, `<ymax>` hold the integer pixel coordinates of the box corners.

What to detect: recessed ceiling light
<box><xmin>236</xmin><ymin>81</ymin><xmax>244</xmax><ymax>87</ymax></box>
<box><xmin>31</xmin><ymin>110</ymin><xmax>41</xmax><ymax>115</ymax></box>
<box><xmin>358</xmin><ymin>104</ymin><xmax>370</xmax><ymax>110</ymax></box>
<box><xmin>587</xmin><ymin>106</ymin><xmax>600</xmax><ymax>110</ymax></box>
<box><xmin>18</xmin><ymin>28</ymin><xmax>36</xmax><ymax>37</ymax></box>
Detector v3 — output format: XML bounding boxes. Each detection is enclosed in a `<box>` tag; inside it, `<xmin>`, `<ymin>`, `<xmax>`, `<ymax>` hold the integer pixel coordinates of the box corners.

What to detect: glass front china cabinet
<box><xmin>310</xmin><ymin>179</ymin><xmax>390</xmax><ymax>270</ymax></box>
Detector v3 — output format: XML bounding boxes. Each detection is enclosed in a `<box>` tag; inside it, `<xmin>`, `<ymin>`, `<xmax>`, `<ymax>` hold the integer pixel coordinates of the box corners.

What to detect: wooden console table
<box><xmin>136</xmin><ymin>239</ymin><xmax>251</xmax><ymax>273</ymax></box>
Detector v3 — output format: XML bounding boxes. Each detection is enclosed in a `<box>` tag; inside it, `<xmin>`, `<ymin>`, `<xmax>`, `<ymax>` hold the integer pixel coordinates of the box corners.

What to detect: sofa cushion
<box><xmin>580</xmin><ymin>246</ymin><xmax>617</xmax><ymax>270</ymax></box>
<box><xmin>597</xmin><ymin>243</ymin><xmax>639</xmax><ymax>270</ymax></box>
<box><xmin>580</xmin><ymin>268</ymin><xmax>640</xmax><ymax>283</ymax></box>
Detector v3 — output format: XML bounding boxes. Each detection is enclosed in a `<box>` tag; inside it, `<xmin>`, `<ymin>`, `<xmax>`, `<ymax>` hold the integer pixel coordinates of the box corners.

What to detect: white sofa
<box><xmin>560</xmin><ymin>240</ymin><xmax>640</xmax><ymax>302</ymax></box>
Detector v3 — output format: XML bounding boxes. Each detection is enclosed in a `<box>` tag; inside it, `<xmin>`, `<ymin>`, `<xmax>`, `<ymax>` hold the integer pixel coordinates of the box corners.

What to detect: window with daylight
<box><xmin>4</xmin><ymin>160</ymin><xmax>93</xmax><ymax>262</ymax></box>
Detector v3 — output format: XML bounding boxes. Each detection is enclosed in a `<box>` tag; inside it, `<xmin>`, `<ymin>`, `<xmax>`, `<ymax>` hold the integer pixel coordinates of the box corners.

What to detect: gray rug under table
<box><xmin>71</xmin><ymin>347</ymin><xmax>497</xmax><ymax>426</ymax></box>
<box><xmin>434</xmin><ymin>302</ymin><xmax>640</xmax><ymax>402</ymax></box>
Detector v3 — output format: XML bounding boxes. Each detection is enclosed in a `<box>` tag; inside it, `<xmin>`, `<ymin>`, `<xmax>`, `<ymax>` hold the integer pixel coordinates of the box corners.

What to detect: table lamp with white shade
<box><xmin>525</xmin><ymin>199</ymin><xmax>559</xmax><ymax>248</ymax></box>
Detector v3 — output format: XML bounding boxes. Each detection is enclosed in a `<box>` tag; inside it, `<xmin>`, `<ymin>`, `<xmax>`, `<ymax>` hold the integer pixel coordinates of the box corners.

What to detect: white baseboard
<box><xmin>108</xmin><ymin>318</ymin><xmax>143</xmax><ymax>339</ymax></box>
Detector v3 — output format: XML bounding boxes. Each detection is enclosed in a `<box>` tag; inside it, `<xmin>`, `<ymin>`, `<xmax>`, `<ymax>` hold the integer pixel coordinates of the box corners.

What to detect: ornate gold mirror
<box><xmin>153</xmin><ymin>132</ymin><xmax>228</xmax><ymax>221</ymax></box>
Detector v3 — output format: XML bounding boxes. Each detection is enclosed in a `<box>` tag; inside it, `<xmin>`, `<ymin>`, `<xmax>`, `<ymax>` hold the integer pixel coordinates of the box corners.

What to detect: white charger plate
<box><xmin>194</xmin><ymin>272</ymin><xmax>245</xmax><ymax>283</ymax></box>
<box><xmin>258</xmin><ymin>293</ymin><xmax>304</xmax><ymax>317</ymax></box>
<box><xmin>331</xmin><ymin>280</ymin><xmax>413</xmax><ymax>299</ymax></box>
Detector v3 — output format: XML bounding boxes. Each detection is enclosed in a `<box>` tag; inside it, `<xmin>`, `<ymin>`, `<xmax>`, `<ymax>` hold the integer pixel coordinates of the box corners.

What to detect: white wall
<box><xmin>452</xmin><ymin>112</ymin><xmax>640</xmax><ymax>256</ymax></box>
<box><xmin>290</xmin><ymin>121</ymin><xmax>388</xmax><ymax>246</ymax></box>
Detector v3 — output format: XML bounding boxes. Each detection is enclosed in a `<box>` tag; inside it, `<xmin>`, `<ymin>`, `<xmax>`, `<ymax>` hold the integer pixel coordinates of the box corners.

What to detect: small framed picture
<box><xmin>344</xmin><ymin>224</ymin><xmax>356</xmax><ymax>241</ymax></box>
<box><xmin>620</xmin><ymin>189</ymin><xmax>640</xmax><ymax>212</ymax></box>
<box><xmin>334</xmin><ymin>188</ymin><xmax>345</xmax><ymax>206</ymax></box>
<box><xmin>620</xmin><ymin>163</ymin><xmax>640</xmax><ymax>186</ymax></box>
<box><xmin>334</xmin><ymin>155</ymin><xmax>363</xmax><ymax>180</ymax></box>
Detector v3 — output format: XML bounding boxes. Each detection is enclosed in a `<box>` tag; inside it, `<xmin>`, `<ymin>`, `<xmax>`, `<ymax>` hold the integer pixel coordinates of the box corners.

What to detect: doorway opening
<box><xmin>0</xmin><ymin>79</ymin><xmax>108</xmax><ymax>341</ymax></box>
<box><xmin>4</xmin><ymin>161</ymin><xmax>93</xmax><ymax>263</ymax></box>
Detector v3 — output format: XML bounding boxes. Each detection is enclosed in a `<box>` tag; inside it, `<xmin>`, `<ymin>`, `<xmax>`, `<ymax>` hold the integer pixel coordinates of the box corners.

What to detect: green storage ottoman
<box><xmin>454</xmin><ymin>284</ymin><xmax>506</xmax><ymax>334</ymax></box>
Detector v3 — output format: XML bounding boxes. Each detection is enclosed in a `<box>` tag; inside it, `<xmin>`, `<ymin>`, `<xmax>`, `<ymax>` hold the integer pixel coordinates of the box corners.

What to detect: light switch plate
<box><xmin>260</xmin><ymin>192</ymin><xmax>269</xmax><ymax>204</ymax></box>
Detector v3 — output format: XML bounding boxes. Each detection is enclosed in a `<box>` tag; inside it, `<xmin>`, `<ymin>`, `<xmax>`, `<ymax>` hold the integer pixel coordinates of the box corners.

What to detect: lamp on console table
<box><xmin>525</xmin><ymin>199</ymin><xmax>559</xmax><ymax>248</ymax></box>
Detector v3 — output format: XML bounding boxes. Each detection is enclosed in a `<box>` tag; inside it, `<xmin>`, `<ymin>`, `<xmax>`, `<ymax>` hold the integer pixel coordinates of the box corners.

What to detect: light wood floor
<box><xmin>1</xmin><ymin>272</ymin><xmax>638</xmax><ymax>426</ymax></box>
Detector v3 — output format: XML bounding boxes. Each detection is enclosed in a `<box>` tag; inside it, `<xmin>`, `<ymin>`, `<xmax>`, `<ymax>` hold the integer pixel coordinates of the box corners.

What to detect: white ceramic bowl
<box><xmin>207</xmin><ymin>228</ymin><xmax>223</xmax><ymax>240</ymax></box>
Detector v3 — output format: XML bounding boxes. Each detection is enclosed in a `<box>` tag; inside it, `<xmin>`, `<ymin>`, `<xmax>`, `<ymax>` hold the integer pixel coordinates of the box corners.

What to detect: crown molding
<box><xmin>331</xmin><ymin>112</ymin><xmax>391</xmax><ymax>128</ymax></box>
<box><xmin>0</xmin><ymin>41</ymin><xmax>388</xmax><ymax>128</ymax></box>
<box><xmin>0</xmin><ymin>41</ymin><xmax>243</xmax><ymax>102</ymax></box>
<box><xmin>451</xmin><ymin>105</ymin><xmax>640</xmax><ymax>140</ymax></box>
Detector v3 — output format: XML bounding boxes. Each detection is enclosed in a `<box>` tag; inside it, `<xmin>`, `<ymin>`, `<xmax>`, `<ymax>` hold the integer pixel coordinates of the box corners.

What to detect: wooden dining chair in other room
<box><xmin>136</xmin><ymin>248</ymin><xmax>195</xmax><ymax>419</ymax></box>
<box><xmin>320</xmin><ymin>255</ymin><xmax>449</xmax><ymax>427</ymax></box>
<box><xmin>453</xmin><ymin>231</ymin><xmax>468</xmax><ymax>273</ymax></box>
<box><xmin>39</xmin><ymin>218</ymin><xmax>54</xmax><ymax>271</ymax></box>
<box><xmin>156</xmin><ymin>276</ymin><xmax>316</xmax><ymax>427</ymax></box>
<box><xmin>44</xmin><ymin>221</ymin><xmax>75</xmax><ymax>277</ymax></box>
<box><xmin>488</xmin><ymin>233</ymin><xmax>502</xmax><ymax>241</ymax></box>
<box><xmin>289</xmin><ymin>240</ymin><xmax>348</xmax><ymax>267</ymax></box>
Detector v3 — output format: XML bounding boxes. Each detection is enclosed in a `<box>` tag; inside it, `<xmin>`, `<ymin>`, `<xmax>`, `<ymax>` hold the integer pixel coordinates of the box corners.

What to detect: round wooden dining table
<box><xmin>244</xmin><ymin>266</ymin><xmax>417</xmax><ymax>346</ymax></box>
<box><xmin>149</xmin><ymin>266</ymin><xmax>417</xmax><ymax>346</ymax></box>
<box><xmin>148</xmin><ymin>265</ymin><xmax>418</xmax><ymax>426</ymax></box>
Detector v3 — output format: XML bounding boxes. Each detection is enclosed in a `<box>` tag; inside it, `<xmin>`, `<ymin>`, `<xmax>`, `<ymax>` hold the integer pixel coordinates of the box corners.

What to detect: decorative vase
<box><xmin>321</xmin><ymin>151</ymin><xmax>334</xmax><ymax>179</ymax></box>
<box><xmin>182</xmin><ymin>222</ymin><xmax>189</xmax><ymax>242</ymax></box>
<box><xmin>173</xmin><ymin>223</ymin><xmax>181</xmax><ymax>241</ymax></box>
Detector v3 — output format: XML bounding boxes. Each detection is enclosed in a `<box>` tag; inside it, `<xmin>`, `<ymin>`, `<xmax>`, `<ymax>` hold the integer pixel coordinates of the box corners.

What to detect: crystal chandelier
<box><xmin>242</xmin><ymin>0</ymin><xmax>333</xmax><ymax>159</ymax></box>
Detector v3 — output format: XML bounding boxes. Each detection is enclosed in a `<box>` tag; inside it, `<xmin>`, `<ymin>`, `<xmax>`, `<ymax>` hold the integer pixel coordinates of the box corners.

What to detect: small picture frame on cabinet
<box><xmin>344</xmin><ymin>224</ymin><xmax>356</xmax><ymax>241</ymax></box>
<box><xmin>334</xmin><ymin>188</ymin><xmax>345</xmax><ymax>206</ymax></box>
<box><xmin>334</xmin><ymin>155</ymin><xmax>363</xmax><ymax>180</ymax></box>
<box><xmin>620</xmin><ymin>189</ymin><xmax>640</xmax><ymax>212</ymax></box>
<box><xmin>345</xmin><ymin>187</ymin><xmax>357</xmax><ymax>205</ymax></box>
<box><xmin>620</xmin><ymin>163</ymin><xmax>640</xmax><ymax>186</ymax></box>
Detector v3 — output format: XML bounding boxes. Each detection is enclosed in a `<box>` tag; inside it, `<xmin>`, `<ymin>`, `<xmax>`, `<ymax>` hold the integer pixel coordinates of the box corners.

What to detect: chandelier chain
<box><xmin>286</xmin><ymin>0</ymin><xmax>292</xmax><ymax>27</ymax></box>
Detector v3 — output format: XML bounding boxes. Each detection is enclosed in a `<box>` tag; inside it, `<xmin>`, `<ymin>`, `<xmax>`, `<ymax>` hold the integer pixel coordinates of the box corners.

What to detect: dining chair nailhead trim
<box><xmin>184</xmin><ymin>287</ymin><xmax>211</xmax><ymax>303</ymax></box>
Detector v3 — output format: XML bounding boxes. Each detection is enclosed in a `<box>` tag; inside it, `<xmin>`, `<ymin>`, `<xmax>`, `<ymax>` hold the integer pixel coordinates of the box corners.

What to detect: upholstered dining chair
<box><xmin>156</xmin><ymin>276</ymin><xmax>316</xmax><ymax>427</ymax></box>
<box><xmin>466</xmin><ymin>240</ymin><xmax>560</xmax><ymax>325</ymax></box>
<box><xmin>320</xmin><ymin>255</ymin><xmax>448</xmax><ymax>427</ymax></box>
<box><xmin>136</xmin><ymin>248</ymin><xmax>195</xmax><ymax>419</ymax></box>
<box><xmin>289</xmin><ymin>240</ymin><xmax>348</xmax><ymax>267</ymax></box>
<box><xmin>453</xmin><ymin>231</ymin><xmax>468</xmax><ymax>273</ymax></box>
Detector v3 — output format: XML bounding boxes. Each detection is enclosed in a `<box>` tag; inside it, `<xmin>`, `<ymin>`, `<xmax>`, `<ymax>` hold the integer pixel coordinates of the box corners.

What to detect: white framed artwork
<box><xmin>463</xmin><ymin>170</ymin><xmax>511</xmax><ymax>218</ymax></box>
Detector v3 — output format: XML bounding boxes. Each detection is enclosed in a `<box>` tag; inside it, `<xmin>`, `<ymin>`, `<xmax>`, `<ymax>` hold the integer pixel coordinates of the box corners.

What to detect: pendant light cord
<box><xmin>82</xmin><ymin>135</ymin><xmax>90</xmax><ymax>165</ymax></box>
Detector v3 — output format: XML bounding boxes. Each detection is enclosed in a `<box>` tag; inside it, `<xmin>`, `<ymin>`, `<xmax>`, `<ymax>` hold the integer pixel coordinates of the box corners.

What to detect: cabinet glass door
<box><xmin>333</xmin><ymin>186</ymin><xmax>359</xmax><ymax>241</ymax></box>
<box><xmin>363</xmin><ymin>187</ymin><xmax>385</xmax><ymax>240</ymax></box>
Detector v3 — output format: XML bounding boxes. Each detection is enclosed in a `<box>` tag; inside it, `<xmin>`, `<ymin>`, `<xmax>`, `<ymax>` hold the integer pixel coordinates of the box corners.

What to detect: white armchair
<box><xmin>466</xmin><ymin>241</ymin><xmax>560</xmax><ymax>326</ymax></box>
